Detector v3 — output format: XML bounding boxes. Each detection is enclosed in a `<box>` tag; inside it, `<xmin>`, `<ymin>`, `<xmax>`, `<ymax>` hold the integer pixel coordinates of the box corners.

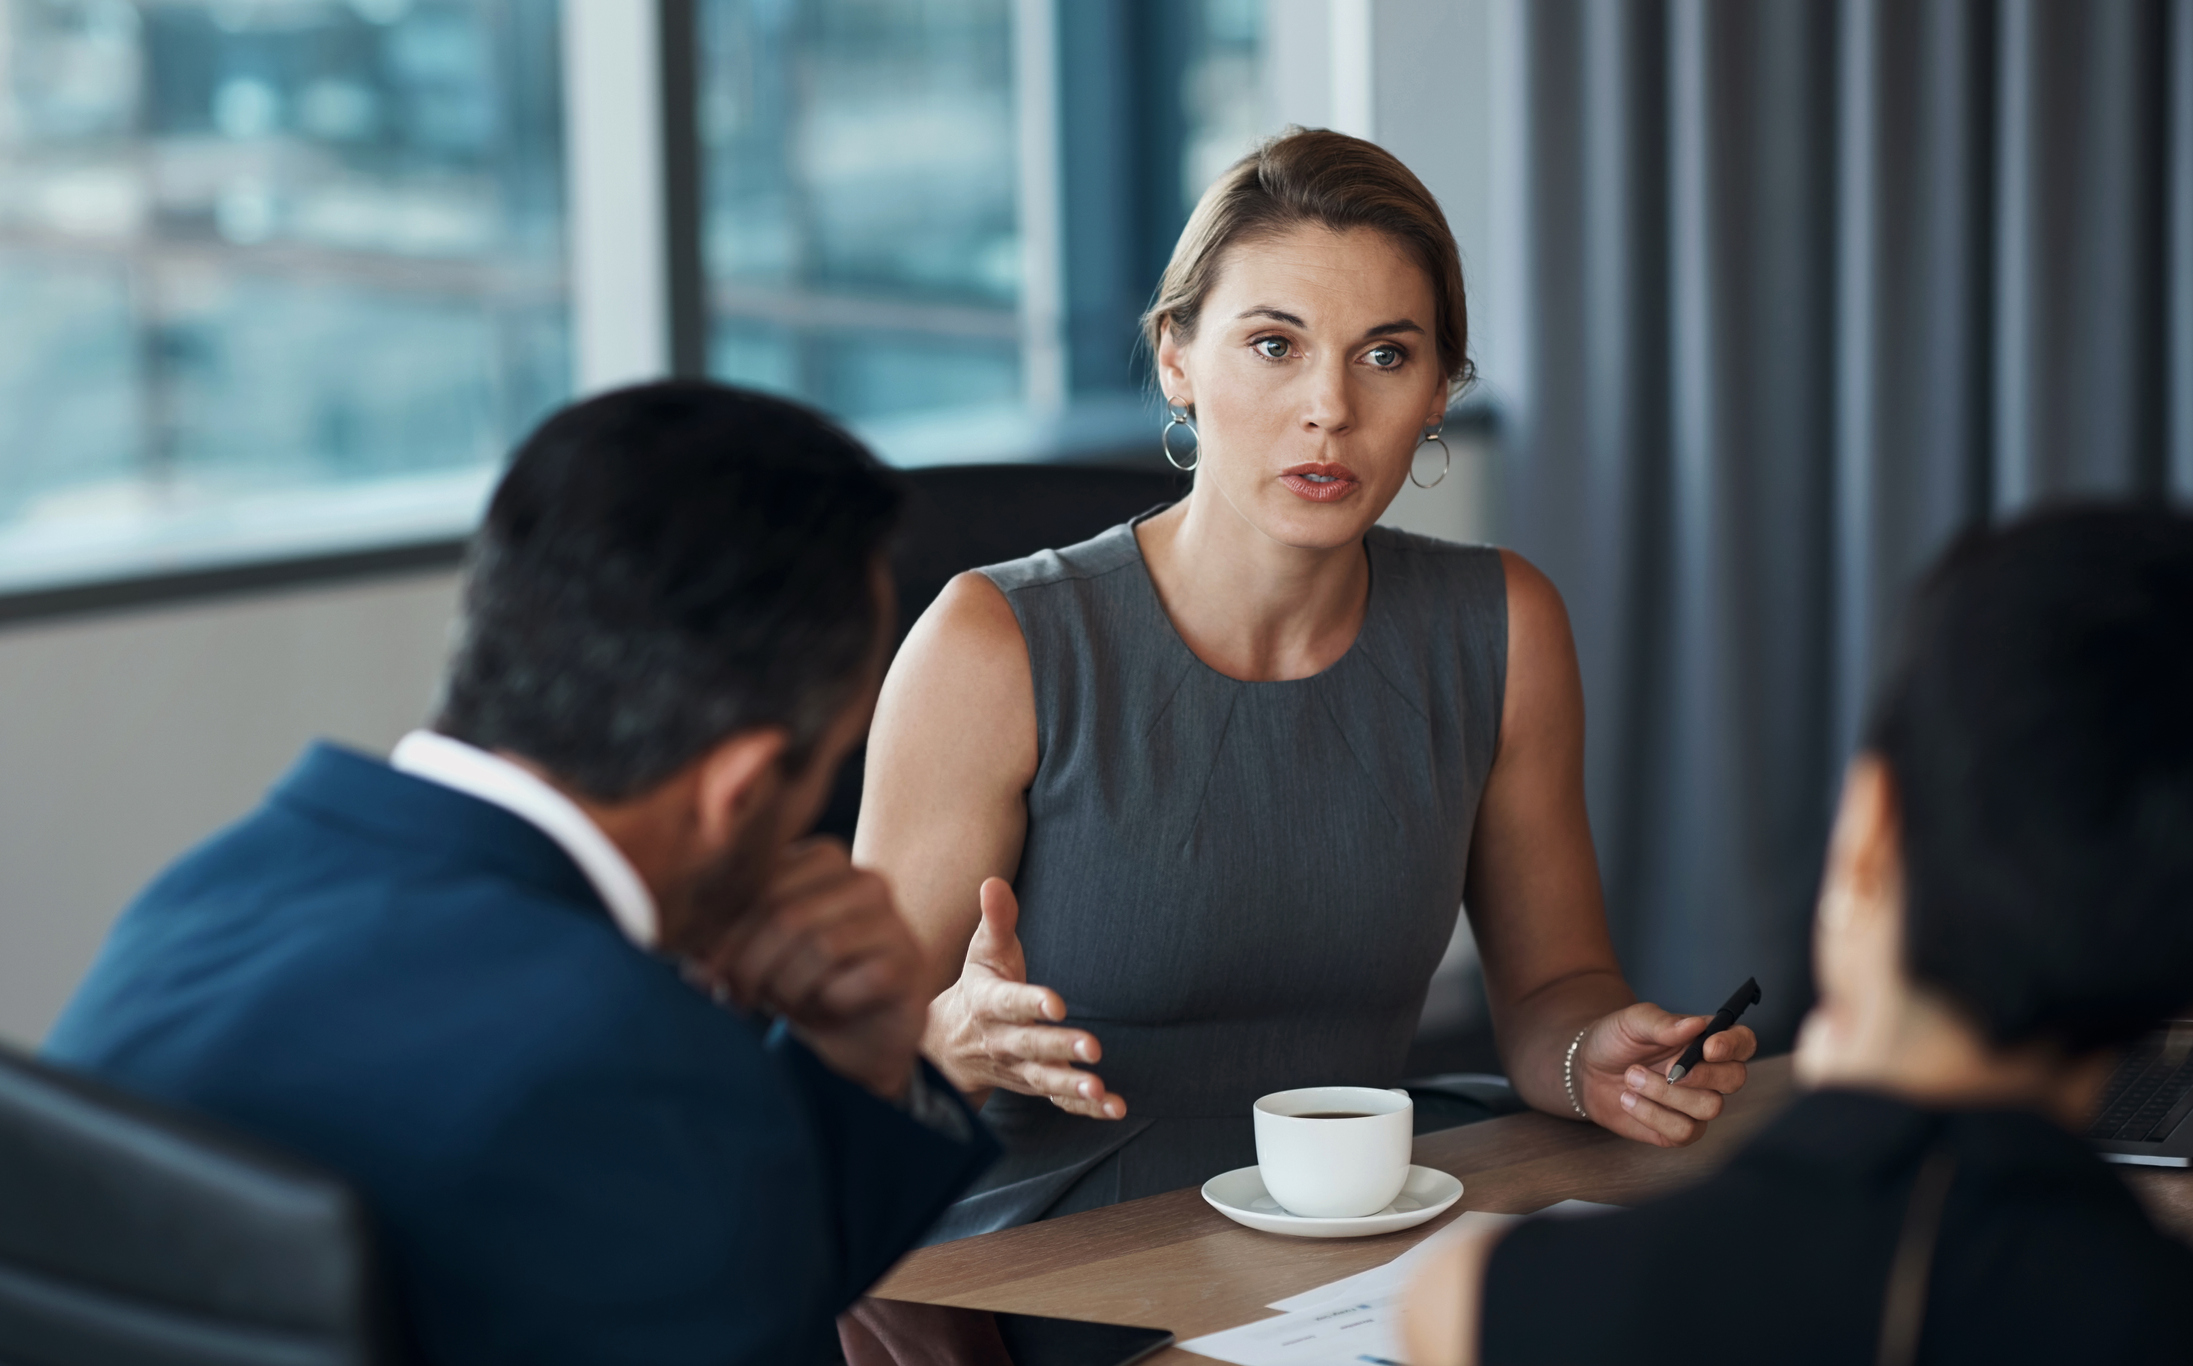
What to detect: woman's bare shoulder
<box><xmin>898</xmin><ymin>570</ymin><xmax>1029</xmax><ymax>679</ymax></box>
<box><xmin>872</xmin><ymin>570</ymin><xmax>1038</xmax><ymax>787</ymax></box>
<box><xmin>1490</xmin><ymin>548</ymin><xmax>1584</xmax><ymax>753</ymax></box>
<box><xmin>1495</xmin><ymin>548</ymin><xmax>1574</xmax><ymax>645</ymax></box>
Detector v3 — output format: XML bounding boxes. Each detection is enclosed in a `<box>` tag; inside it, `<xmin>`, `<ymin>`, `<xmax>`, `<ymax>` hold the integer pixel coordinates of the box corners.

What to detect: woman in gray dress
<box><xmin>855</xmin><ymin>129</ymin><xmax>1755</xmax><ymax>1239</ymax></box>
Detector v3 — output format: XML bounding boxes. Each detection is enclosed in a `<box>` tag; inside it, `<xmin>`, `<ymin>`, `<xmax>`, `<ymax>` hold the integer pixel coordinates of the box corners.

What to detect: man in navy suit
<box><xmin>45</xmin><ymin>383</ymin><xmax>997</xmax><ymax>1364</ymax></box>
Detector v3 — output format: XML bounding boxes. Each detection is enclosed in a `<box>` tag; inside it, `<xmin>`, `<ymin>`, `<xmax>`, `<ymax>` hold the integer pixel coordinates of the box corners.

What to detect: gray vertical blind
<box><xmin>1507</xmin><ymin>0</ymin><xmax>2193</xmax><ymax>1045</ymax></box>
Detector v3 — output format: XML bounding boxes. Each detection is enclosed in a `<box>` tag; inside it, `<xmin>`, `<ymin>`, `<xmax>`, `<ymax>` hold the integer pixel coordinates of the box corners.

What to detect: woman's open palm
<box><xmin>924</xmin><ymin>878</ymin><xmax>1126</xmax><ymax>1120</ymax></box>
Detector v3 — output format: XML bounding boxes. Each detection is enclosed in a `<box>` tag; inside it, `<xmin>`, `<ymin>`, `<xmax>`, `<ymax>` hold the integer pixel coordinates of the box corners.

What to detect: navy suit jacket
<box><xmin>46</xmin><ymin>743</ymin><xmax>996</xmax><ymax>1365</ymax></box>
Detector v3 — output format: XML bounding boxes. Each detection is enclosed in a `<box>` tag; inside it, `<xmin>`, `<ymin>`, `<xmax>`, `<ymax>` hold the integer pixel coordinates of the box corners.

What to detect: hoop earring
<box><xmin>1410</xmin><ymin>423</ymin><xmax>1450</xmax><ymax>489</ymax></box>
<box><xmin>1161</xmin><ymin>399</ymin><xmax>1200</xmax><ymax>472</ymax></box>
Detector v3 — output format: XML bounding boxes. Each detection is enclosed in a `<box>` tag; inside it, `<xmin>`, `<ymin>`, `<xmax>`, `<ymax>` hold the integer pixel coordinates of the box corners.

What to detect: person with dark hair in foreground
<box><xmin>1407</xmin><ymin>505</ymin><xmax>2193</xmax><ymax>1365</ymax></box>
<box><xmin>44</xmin><ymin>382</ymin><xmax>997</xmax><ymax>1365</ymax></box>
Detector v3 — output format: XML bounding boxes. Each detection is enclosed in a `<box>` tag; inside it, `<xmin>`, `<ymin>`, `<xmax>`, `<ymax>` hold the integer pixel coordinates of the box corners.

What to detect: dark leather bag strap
<box><xmin>1876</xmin><ymin>1143</ymin><xmax>1959</xmax><ymax>1366</ymax></box>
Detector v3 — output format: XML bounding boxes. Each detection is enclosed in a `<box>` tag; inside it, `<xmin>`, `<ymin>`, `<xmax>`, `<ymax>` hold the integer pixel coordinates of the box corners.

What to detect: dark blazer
<box><xmin>1481</xmin><ymin>1089</ymin><xmax>2193</xmax><ymax>1364</ymax></box>
<box><xmin>45</xmin><ymin>743</ymin><xmax>996</xmax><ymax>1366</ymax></box>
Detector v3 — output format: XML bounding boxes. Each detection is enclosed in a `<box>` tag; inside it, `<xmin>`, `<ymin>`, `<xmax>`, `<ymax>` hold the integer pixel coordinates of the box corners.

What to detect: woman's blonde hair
<box><xmin>1143</xmin><ymin>127</ymin><xmax>1473</xmax><ymax>394</ymax></box>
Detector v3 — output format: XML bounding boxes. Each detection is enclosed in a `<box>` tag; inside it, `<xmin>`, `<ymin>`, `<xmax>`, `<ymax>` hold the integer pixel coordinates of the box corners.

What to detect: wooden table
<box><xmin>877</xmin><ymin>1056</ymin><xmax>2193</xmax><ymax>1362</ymax></box>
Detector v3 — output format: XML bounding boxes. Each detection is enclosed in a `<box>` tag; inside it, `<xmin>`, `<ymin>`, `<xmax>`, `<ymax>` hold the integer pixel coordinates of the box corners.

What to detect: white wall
<box><xmin>0</xmin><ymin>571</ymin><xmax>460</xmax><ymax>1048</ymax></box>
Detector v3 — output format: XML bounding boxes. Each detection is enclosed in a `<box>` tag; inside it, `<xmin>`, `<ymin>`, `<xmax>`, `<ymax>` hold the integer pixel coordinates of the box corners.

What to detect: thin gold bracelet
<box><xmin>1563</xmin><ymin>1026</ymin><xmax>1591</xmax><ymax>1120</ymax></box>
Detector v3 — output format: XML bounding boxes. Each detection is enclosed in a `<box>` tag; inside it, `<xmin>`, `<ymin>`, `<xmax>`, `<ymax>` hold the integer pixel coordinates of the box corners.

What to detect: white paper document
<box><xmin>1261</xmin><ymin>1211</ymin><xmax>1520</xmax><ymax>1313</ymax></box>
<box><xmin>1178</xmin><ymin>1290</ymin><xmax>1413</xmax><ymax>1366</ymax></box>
<box><xmin>1180</xmin><ymin>1201</ymin><xmax>1621</xmax><ymax>1366</ymax></box>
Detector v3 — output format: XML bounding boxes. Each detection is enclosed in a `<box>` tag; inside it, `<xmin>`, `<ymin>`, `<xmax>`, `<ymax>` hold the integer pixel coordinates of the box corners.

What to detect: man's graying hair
<box><xmin>435</xmin><ymin>381</ymin><xmax>902</xmax><ymax>802</ymax></box>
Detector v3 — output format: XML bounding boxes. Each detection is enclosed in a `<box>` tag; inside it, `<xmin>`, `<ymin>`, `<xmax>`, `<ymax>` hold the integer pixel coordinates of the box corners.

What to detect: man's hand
<box><xmin>700</xmin><ymin>838</ymin><xmax>928</xmax><ymax>1101</ymax></box>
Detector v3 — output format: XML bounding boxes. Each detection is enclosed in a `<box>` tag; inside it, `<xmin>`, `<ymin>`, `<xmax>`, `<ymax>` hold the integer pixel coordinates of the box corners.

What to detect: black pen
<box><xmin>1665</xmin><ymin>977</ymin><xmax>1760</xmax><ymax>1083</ymax></box>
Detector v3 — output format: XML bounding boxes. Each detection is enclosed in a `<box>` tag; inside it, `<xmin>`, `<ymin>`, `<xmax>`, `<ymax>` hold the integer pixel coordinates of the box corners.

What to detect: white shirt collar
<box><xmin>389</xmin><ymin>730</ymin><xmax>660</xmax><ymax>950</ymax></box>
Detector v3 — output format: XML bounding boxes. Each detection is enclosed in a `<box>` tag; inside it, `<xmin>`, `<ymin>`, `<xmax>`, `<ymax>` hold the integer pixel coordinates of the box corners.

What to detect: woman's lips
<box><xmin>1279</xmin><ymin>463</ymin><xmax>1360</xmax><ymax>503</ymax></box>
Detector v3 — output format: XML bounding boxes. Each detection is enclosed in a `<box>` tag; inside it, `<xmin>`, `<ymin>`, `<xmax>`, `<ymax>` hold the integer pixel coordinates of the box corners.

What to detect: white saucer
<box><xmin>1201</xmin><ymin>1164</ymin><xmax>1464</xmax><ymax>1238</ymax></box>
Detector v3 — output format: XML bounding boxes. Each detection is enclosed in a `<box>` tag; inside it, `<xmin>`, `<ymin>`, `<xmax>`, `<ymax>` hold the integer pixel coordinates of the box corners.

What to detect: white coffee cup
<box><xmin>1252</xmin><ymin>1085</ymin><xmax>1414</xmax><ymax>1219</ymax></box>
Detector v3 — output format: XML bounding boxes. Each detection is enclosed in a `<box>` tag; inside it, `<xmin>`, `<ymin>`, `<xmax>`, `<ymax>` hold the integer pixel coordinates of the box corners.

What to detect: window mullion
<box><xmin>562</xmin><ymin>0</ymin><xmax>674</xmax><ymax>394</ymax></box>
<box><xmin>1013</xmin><ymin>0</ymin><xmax>1069</xmax><ymax>416</ymax></box>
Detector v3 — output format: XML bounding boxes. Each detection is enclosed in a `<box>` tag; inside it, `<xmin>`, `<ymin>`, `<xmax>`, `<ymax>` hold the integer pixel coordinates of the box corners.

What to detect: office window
<box><xmin>1177</xmin><ymin>0</ymin><xmax>1263</xmax><ymax>221</ymax></box>
<box><xmin>699</xmin><ymin>0</ymin><xmax>1267</xmax><ymax>465</ymax></box>
<box><xmin>0</xmin><ymin>0</ymin><xmax>1275</xmax><ymax>598</ymax></box>
<box><xmin>0</xmin><ymin>0</ymin><xmax>564</xmax><ymax>590</ymax></box>
<box><xmin>1035</xmin><ymin>0</ymin><xmax>1267</xmax><ymax>417</ymax></box>
<box><xmin>698</xmin><ymin>0</ymin><xmax>1020</xmax><ymax>431</ymax></box>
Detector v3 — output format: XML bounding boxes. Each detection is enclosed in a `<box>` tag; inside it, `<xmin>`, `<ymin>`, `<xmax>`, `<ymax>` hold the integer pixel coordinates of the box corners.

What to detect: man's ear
<box><xmin>692</xmin><ymin>728</ymin><xmax>789</xmax><ymax>853</ymax></box>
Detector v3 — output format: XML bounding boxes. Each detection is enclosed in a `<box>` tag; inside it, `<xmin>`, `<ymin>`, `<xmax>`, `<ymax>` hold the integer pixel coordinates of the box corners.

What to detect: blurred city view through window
<box><xmin>0</xmin><ymin>0</ymin><xmax>564</xmax><ymax>590</ymax></box>
<box><xmin>1177</xmin><ymin>0</ymin><xmax>1260</xmax><ymax>228</ymax></box>
<box><xmin>0</xmin><ymin>0</ymin><xmax>1268</xmax><ymax>592</ymax></box>
<box><xmin>700</xmin><ymin>0</ymin><xmax>1023</xmax><ymax>436</ymax></box>
<box><xmin>699</xmin><ymin>0</ymin><xmax>1266</xmax><ymax>465</ymax></box>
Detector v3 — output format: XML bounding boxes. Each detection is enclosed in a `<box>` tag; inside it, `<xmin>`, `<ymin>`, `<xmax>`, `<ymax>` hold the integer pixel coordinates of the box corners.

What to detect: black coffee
<box><xmin>1295</xmin><ymin>1111</ymin><xmax>1373</xmax><ymax>1119</ymax></box>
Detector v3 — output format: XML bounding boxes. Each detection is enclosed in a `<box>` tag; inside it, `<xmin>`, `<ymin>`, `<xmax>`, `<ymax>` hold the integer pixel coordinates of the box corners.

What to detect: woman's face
<box><xmin>1157</xmin><ymin>223</ymin><xmax>1450</xmax><ymax>551</ymax></box>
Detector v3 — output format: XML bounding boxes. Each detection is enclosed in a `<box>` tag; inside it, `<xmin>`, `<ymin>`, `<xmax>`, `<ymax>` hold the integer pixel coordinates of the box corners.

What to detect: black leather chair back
<box><xmin>814</xmin><ymin>459</ymin><xmax>1185</xmax><ymax>840</ymax></box>
<box><xmin>0</xmin><ymin>1045</ymin><xmax>396</xmax><ymax>1366</ymax></box>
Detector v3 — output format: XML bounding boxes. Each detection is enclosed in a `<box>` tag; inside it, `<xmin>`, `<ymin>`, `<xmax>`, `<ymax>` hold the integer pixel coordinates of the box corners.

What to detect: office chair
<box><xmin>0</xmin><ymin>1044</ymin><xmax>397</xmax><ymax>1366</ymax></box>
<box><xmin>814</xmin><ymin>459</ymin><xmax>1185</xmax><ymax>840</ymax></box>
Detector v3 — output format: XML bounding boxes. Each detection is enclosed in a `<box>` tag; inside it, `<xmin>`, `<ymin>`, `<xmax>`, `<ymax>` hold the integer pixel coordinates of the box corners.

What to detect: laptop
<box><xmin>2090</xmin><ymin>1020</ymin><xmax>2193</xmax><ymax>1167</ymax></box>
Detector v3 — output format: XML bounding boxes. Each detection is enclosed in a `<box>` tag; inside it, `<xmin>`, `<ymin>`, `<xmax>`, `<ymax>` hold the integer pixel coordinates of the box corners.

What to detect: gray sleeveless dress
<box><xmin>926</xmin><ymin>515</ymin><xmax>1507</xmax><ymax>1242</ymax></box>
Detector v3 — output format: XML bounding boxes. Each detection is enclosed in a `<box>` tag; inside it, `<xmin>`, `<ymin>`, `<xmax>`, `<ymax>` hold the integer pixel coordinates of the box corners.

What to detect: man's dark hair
<box><xmin>1865</xmin><ymin>505</ymin><xmax>2193</xmax><ymax>1054</ymax></box>
<box><xmin>435</xmin><ymin>381</ymin><xmax>902</xmax><ymax>801</ymax></box>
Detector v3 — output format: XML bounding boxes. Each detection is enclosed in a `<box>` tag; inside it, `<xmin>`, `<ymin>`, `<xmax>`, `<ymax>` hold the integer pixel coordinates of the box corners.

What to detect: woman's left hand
<box><xmin>1571</xmin><ymin>1003</ymin><xmax>1755</xmax><ymax>1147</ymax></box>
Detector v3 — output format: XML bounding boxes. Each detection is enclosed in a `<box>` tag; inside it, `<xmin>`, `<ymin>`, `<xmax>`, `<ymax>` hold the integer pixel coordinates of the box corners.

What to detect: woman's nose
<box><xmin>1299</xmin><ymin>360</ymin><xmax>1354</xmax><ymax>434</ymax></box>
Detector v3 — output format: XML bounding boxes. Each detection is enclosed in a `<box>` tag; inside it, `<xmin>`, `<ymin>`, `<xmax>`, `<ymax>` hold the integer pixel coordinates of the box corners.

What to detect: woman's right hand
<box><xmin>925</xmin><ymin>877</ymin><xmax>1125</xmax><ymax>1120</ymax></box>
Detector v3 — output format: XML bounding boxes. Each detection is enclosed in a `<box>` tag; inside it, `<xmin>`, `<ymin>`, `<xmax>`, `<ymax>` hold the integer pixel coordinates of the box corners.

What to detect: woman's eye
<box><xmin>1367</xmin><ymin>344</ymin><xmax>1405</xmax><ymax>369</ymax></box>
<box><xmin>1255</xmin><ymin>337</ymin><xmax>1292</xmax><ymax>360</ymax></box>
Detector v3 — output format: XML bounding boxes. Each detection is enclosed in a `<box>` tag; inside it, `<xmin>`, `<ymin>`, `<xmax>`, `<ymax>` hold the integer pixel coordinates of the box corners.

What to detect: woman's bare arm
<box><xmin>1465</xmin><ymin>552</ymin><xmax>1633</xmax><ymax>1104</ymax></box>
<box><xmin>1465</xmin><ymin>552</ymin><xmax>1753</xmax><ymax>1145</ymax></box>
<box><xmin>854</xmin><ymin>571</ymin><xmax>1123</xmax><ymax>1118</ymax></box>
<box><xmin>855</xmin><ymin>571</ymin><xmax>1034</xmax><ymax>985</ymax></box>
